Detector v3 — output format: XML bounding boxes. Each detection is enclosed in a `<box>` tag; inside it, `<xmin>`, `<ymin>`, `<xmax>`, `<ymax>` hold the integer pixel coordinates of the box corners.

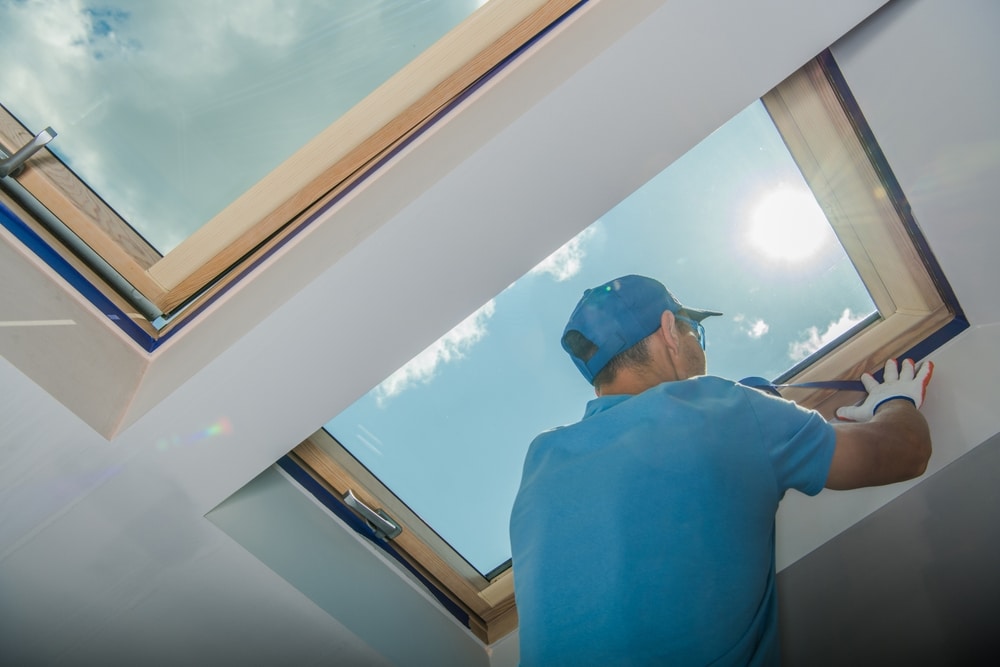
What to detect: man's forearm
<box><xmin>871</xmin><ymin>398</ymin><xmax>932</xmax><ymax>478</ymax></box>
<box><xmin>827</xmin><ymin>400</ymin><xmax>932</xmax><ymax>489</ymax></box>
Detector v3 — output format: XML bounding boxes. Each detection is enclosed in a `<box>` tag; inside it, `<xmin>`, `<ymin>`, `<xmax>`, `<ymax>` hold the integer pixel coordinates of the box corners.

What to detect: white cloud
<box><xmin>374</xmin><ymin>299</ymin><xmax>497</xmax><ymax>405</ymax></box>
<box><xmin>0</xmin><ymin>0</ymin><xmax>441</xmax><ymax>252</ymax></box>
<box><xmin>789</xmin><ymin>309</ymin><xmax>869</xmax><ymax>361</ymax></box>
<box><xmin>529</xmin><ymin>226</ymin><xmax>597</xmax><ymax>282</ymax></box>
<box><xmin>734</xmin><ymin>314</ymin><xmax>769</xmax><ymax>339</ymax></box>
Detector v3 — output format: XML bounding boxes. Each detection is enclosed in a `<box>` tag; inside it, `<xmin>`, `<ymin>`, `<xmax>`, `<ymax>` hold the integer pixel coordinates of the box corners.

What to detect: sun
<box><xmin>746</xmin><ymin>186</ymin><xmax>832</xmax><ymax>261</ymax></box>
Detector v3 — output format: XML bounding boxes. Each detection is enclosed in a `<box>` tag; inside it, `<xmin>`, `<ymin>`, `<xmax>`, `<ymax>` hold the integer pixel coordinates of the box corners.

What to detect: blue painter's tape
<box><xmin>276</xmin><ymin>456</ymin><xmax>472</xmax><ymax>629</ymax></box>
<box><xmin>739</xmin><ymin>376</ymin><xmax>867</xmax><ymax>397</ymax></box>
<box><xmin>153</xmin><ymin>0</ymin><xmax>593</xmax><ymax>349</ymax></box>
<box><xmin>818</xmin><ymin>49</ymin><xmax>969</xmax><ymax>330</ymax></box>
<box><xmin>0</xmin><ymin>200</ymin><xmax>158</xmax><ymax>352</ymax></box>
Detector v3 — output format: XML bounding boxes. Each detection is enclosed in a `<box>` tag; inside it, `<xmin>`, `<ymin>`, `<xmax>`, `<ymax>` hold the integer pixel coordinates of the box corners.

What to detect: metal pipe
<box><xmin>0</xmin><ymin>174</ymin><xmax>163</xmax><ymax>321</ymax></box>
<box><xmin>0</xmin><ymin>127</ymin><xmax>57</xmax><ymax>178</ymax></box>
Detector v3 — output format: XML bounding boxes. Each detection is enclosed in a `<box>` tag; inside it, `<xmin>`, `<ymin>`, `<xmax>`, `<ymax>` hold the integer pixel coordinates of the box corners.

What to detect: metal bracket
<box><xmin>343</xmin><ymin>489</ymin><xmax>402</xmax><ymax>540</ymax></box>
<box><xmin>0</xmin><ymin>127</ymin><xmax>57</xmax><ymax>178</ymax></box>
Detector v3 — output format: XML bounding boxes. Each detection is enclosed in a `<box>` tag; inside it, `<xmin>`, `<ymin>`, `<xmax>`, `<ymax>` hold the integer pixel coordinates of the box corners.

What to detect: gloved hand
<box><xmin>835</xmin><ymin>358</ymin><xmax>934</xmax><ymax>422</ymax></box>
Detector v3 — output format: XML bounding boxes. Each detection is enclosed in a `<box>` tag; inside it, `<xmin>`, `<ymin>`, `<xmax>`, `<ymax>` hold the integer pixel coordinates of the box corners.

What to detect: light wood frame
<box><xmin>0</xmin><ymin>0</ymin><xmax>962</xmax><ymax>640</ymax></box>
<box><xmin>286</xmin><ymin>54</ymin><xmax>963</xmax><ymax>645</ymax></box>
<box><xmin>0</xmin><ymin>0</ymin><xmax>584</xmax><ymax>326</ymax></box>
<box><xmin>291</xmin><ymin>433</ymin><xmax>518</xmax><ymax>645</ymax></box>
<box><xmin>759</xmin><ymin>55</ymin><xmax>957</xmax><ymax>415</ymax></box>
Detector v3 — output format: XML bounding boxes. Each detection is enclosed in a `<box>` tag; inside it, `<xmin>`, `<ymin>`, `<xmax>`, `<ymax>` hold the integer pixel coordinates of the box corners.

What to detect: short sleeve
<box><xmin>741</xmin><ymin>385</ymin><xmax>836</xmax><ymax>496</ymax></box>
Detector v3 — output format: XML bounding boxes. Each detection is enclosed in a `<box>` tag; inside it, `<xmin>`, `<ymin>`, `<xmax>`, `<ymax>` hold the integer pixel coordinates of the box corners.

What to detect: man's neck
<box><xmin>597</xmin><ymin>369</ymin><xmax>675</xmax><ymax>397</ymax></box>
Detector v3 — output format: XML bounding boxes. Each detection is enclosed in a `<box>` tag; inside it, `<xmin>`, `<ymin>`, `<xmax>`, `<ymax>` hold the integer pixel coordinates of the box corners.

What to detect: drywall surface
<box><xmin>208</xmin><ymin>466</ymin><xmax>488</xmax><ymax>667</ymax></box>
<box><xmin>778</xmin><ymin>430</ymin><xmax>1000</xmax><ymax>664</ymax></box>
<box><xmin>774</xmin><ymin>0</ymin><xmax>1000</xmax><ymax>661</ymax></box>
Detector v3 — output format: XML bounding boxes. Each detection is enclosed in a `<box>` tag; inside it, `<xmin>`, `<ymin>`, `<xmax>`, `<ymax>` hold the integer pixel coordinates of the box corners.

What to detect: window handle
<box><xmin>343</xmin><ymin>489</ymin><xmax>402</xmax><ymax>540</ymax></box>
<box><xmin>0</xmin><ymin>127</ymin><xmax>57</xmax><ymax>178</ymax></box>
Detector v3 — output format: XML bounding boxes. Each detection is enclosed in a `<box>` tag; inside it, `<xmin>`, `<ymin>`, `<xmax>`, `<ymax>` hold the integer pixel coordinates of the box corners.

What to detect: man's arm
<box><xmin>827</xmin><ymin>400</ymin><xmax>931</xmax><ymax>490</ymax></box>
<box><xmin>825</xmin><ymin>359</ymin><xmax>934</xmax><ymax>491</ymax></box>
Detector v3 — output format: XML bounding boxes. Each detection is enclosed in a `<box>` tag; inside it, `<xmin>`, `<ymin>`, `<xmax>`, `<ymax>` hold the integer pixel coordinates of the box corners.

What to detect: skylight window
<box><xmin>287</xmin><ymin>52</ymin><xmax>963</xmax><ymax>644</ymax></box>
<box><xmin>0</xmin><ymin>0</ymin><xmax>582</xmax><ymax>321</ymax></box>
<box><xmin>0</xmin><ymin>0</ymin><xmax>484</xmax><ymax>254</ymax></box>
<box><xmin>2</xmin><ymin>1</ymin><xmax>961</xmax><ymax>641</ymax></box>
<box><xmin>320</xmin><ymin>99</ymin><xmax>877</xmax><ymax>577</ymax></box>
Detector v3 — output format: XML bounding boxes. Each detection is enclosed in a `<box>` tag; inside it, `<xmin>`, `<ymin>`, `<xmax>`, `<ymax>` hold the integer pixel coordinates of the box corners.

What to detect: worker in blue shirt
<box><xmin>509</xmin><ymin>274</ymin><xmax>933</xmax><ymax>666</ymax></box>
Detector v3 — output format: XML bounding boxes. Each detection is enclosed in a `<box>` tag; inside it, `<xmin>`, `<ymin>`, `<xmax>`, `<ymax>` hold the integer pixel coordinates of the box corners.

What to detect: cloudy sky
<box><xmin>326</xmin><ymin>100</ymin><xmax>875</xmax><ymax>574</ymax></box>
<box><xmin>2</xmin><ymin>1</ymin><xmax>876</xmax><ymax>576</ymax></box>
<box><xmin>0</xmin><ymin>0</ymin><xmax>485</xmax><ymax>251</ymax></box>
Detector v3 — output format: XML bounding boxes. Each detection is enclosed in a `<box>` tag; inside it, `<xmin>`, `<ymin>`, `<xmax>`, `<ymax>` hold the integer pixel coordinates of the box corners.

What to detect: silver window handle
<box><xmin>343</xmin><ymin>489</ymin><xmax>402</xmax><ymax>540</ymax></box>
<box><xmin>0</xmin><ymin>127</ymin><xmax>57</xmax><ymax>178</ymax></box>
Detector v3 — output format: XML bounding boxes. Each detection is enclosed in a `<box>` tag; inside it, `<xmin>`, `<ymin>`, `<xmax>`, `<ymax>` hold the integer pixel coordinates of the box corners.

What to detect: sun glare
<box><xmin>747</xmin><ymin>186</ymin><xmax>832</xmax><ymax>261</ymax></box>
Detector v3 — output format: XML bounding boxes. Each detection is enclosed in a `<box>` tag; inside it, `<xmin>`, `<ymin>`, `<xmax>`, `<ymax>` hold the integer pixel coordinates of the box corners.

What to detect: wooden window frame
<box><xmin>0</xmin><ymin>0</ymin><xmax>584</xmax><ymax>333</ymax></box>
<box><xmin>759</xmin><ymin>53</ymin><xmax>960</xmax><ymax>414</ymax></box>
<box><xmin>284</xmin><ymin>52</ymin><xmax>965</xmax><ymax>645</ymax></box>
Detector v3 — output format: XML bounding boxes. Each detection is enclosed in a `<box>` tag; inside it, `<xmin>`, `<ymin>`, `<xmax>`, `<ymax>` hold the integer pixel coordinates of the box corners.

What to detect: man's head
<box><xmin>561</xmin><ymin>275</ymin><xmax>722</xmax><ymax>389</ymax></box>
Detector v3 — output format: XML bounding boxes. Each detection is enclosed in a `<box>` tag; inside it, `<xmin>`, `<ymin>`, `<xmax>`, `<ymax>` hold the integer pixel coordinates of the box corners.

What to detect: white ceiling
<box><xmin>2</xmin><ymin>0</ymin><xmax>999</xmax><ymax>664</ymax></box>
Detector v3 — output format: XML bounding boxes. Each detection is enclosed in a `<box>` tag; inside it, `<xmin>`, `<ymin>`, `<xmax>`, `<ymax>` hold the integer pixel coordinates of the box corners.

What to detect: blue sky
<box><xmin>0</xmin><ymin>0</ymin><xmax>486</xmax><ymax>252</ymax></box>
<box><xmin>2</xmin><ymin>0</ymin><xmax>876</xmax><ymax>577</ymax></box>
<box><xmin>325</xmin><ymin>100</ymin><xmax>876</xmax><ymax>574</ymax></box>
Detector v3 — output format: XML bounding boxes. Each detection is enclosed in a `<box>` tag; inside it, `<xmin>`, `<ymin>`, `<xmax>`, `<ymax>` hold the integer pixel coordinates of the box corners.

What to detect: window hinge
<box><xmin>0</xmin><ymin>127</ymin><xmax>57</xmax><ymax>178</ymax></box>
<box><xmin>343</xmin><ymin>489</ymin><xmax>402</xmax><ymax>540</ymax></box>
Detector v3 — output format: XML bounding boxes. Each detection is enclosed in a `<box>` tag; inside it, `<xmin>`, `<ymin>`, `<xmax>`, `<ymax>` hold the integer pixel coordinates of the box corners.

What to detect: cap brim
<box><xmin>679</xmin><ymin>307</ymin><xmax>724</xmax><ymax>321</ymax></box>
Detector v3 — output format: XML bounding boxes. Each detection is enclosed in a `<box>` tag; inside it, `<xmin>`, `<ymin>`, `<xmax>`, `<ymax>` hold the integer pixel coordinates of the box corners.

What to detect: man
<box><xmin>509</xmin><ymin>274</ymin><xmax>932</xmax><ymax>666</ymax></box>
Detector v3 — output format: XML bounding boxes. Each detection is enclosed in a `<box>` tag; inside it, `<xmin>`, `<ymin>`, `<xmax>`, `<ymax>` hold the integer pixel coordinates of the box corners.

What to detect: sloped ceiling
<box><xmin>2</xmin><ymin>0</ymin><xmax>999</xmax><ymax>664</ymax></box>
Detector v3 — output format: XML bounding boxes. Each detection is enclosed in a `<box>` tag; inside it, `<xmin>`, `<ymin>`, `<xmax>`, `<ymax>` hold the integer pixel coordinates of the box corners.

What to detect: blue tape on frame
<box><xmin>276</xmin><ymin>455</ymin><xmax>472</xmax><ymax>629</ymax></box>
<box><xmin>0</xmin><ymin>200</ymin><xmax>158</xmax><ymax>352</ymax></box>
<box><xmin>152</xmin><ymin>0</ymin><xmax>594</xmax><ymax>349</ymax></box>
<box><xmin>739</xmin><ymin>376</ymin><xmax>867</xmax><ymax>397</ymax></box>
<box><xmin>2</xmin><ymin>0</ymin><xmax>594</xmax><ymax>354</ymax></box>
<box><xmin>818</xmin><ymin>49</ymin><xmax>970</xmax><ymax>342</ymax></box>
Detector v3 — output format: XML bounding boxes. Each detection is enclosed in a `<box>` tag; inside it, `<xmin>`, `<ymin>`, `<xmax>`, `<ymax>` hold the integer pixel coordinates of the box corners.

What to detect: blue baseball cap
<box><xmin>561</xmin><ymin>275</ymin><xmax>722</xmax><ymax>383</ymax></box>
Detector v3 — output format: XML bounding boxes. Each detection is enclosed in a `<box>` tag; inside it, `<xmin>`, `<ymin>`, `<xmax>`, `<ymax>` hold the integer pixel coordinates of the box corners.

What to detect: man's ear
<box><xmin>659</xmin><ymin>310</ymin><xmax>681</xmax><ymax>354</ymax></box>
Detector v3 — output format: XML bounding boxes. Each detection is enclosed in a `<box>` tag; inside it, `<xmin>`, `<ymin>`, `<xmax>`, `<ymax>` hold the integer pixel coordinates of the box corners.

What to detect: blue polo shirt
<box><xmin>509</xmin><ymin>376</ymin><xmax>835</xmax><ymax>666</ymax></box>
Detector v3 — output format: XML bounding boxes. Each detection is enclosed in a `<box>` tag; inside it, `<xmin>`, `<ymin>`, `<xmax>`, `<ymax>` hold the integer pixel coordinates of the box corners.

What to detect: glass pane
<box><xmin>0</xmin><ymin>0</ymin><xmax>487</xmax><ymax>253</ymax></box>
<box><xmin>324</xmin><ymin>100</ymin><xmax>876</xmax><ymax>575</ymax></box>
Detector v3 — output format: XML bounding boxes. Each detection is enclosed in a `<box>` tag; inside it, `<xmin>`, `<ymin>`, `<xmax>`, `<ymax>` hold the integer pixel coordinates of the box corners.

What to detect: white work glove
<box><xmin>835</xmin><ymin>358</ymin><xmax>934</xmax><ymax>422</ymax></box>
